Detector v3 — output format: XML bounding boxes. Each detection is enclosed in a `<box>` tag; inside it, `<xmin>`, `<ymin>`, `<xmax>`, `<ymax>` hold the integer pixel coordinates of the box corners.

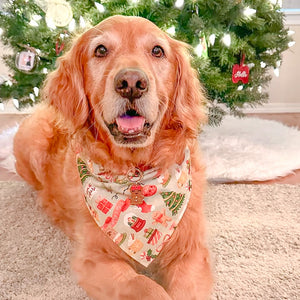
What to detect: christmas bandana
<box><xmin>77</xmin><ymin>149</ymin><xmax>192</xmax><ymax>267</ymax></box>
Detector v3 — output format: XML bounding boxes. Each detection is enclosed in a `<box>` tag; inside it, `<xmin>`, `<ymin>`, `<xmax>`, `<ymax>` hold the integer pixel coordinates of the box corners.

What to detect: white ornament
<box><xmin>175</xmin><ymin>0</ymin><xmax>184</xmax><ymax>9</ymax></box>
<box><xmin>42</xmin><ymin>68</ymin><xmax>48</xmax><ymax>74</ymax></box>
<box><xmin>237</xmin><ymin>85</ymin><xmax>243</xmax><ymax>91</ymax></box>
<box><xmin>288</xmin><ymin>30</ymin><xmax>295</xmax><ymax>36</ymax></box>
<box><xmin>209</xmin><ymin>34</ymin><xmax>216</xmax><ymax>46</ymax></box>
<box><xmin>258</xmin><ymin>86</ymin><xmax>262</xmax><ymax>93</ymax></box>
<box><xmin>222</xmin><ymin>34</ymin><xmax>231</xmax><ymax>47</ymax></box>
<box><xmin>247</xmin><ymin>63</ymin><xmax>255</xmax><ymax>69</ymax></box>
<box><xmin>95</xmin><ymin>2</ymin><xmax>105</xmax><ymax>13</ymax></box>
<box><xmin>46</xmin><ymin>0</ymin><xmax>73</xmax><ymax>27</ymax></box>
<box><xmin>166</xmin><ymin>26</ymin><xmax>176</xmax><ymax>36</ymax></box>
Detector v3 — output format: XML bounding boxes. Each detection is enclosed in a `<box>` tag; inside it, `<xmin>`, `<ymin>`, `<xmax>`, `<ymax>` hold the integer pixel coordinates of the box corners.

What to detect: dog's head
<box><xmin>43</xmin><ymin>16</ymin><xmax>206</xmax><ymax>149</ymax></box>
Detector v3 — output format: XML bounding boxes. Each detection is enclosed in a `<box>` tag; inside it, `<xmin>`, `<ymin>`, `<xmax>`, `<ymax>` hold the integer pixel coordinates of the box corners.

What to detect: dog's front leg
<box><xmin>72</xmin><ymin>250</ymin><xmax>172</xmax><ymax>300</ymax></box>
<box><xmin>160</xmin><ymin>248</ymin><xmax>212</xmax><ymax>300</ymax></box>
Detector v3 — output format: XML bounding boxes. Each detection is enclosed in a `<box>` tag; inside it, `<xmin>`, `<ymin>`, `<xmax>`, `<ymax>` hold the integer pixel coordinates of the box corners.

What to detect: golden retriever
<box><xmin>14</xmin><ymin>15</ymin><xmax>212</xmax><ymax>299</ymax></box>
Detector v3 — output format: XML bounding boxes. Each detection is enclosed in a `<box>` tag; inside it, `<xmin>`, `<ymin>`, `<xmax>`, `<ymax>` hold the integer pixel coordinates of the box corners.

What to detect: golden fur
<box><xmin>14</xmin><ymin>16</ymin><xmax>212</xmax><ymax>299</ymax></box>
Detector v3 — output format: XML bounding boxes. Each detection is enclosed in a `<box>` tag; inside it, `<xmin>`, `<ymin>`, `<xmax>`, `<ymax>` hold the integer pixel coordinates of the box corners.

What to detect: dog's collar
<box><xmin>77</xmin><ymin>148</ymin><xmax>192</xmax><ymax>267</ymax></box>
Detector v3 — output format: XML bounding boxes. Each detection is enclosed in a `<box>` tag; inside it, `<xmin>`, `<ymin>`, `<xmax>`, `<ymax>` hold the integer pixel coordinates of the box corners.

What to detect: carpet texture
<box><xmin>0</xmin><ymin>181</ymin><xmax>299</xmax><ymax>299</ymax></box>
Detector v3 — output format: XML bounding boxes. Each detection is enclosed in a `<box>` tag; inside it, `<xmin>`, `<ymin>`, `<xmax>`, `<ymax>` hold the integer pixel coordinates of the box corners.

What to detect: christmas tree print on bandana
<box><xmin>77</xmin><ymin>148</ymin><xmax>192</xmax><ymax>267</ymax></box>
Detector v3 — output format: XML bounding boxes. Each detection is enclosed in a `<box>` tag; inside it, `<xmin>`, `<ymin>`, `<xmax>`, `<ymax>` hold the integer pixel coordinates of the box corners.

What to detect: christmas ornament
<box><xmin>195</xmin><ymin>36</ymin><xmax>208</xmax><ymax>58</ymax></box>
<box><xmin>232</xmin><ymin>54</ymin><xmax>249</xmax><ymax>84</ymax></box>
<box><xmin>15</xmin><ymin>47</ymin><xmax>39</xmax><ymax>73</ymax></box>
<box><xmin>46</xmin><ymin>0</ymin><xmax>73</xmax><ymax>27</ymax></box>
<box><xmin>55</xmin><ymin>37</ymin><xmax>65</xmax><ymax>56</ymax></box>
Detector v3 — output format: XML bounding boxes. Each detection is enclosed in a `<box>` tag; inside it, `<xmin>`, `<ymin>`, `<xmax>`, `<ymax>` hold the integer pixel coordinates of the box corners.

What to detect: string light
<box><xmin>175</xmin><ymin>0</ymin><xmax>184</xmax><ymax>9</ymax></box>
<box><xmin>13</xmin><ymin>98</ymin><xmax>19</xmax><ymax>109</ymax></box>
<box><xmin>33</xmin><ymin>87</ymin><xmax>39</xmax><ymax>97</ymax></box>
<box><xmin>95</xmin><ymin>2</ymin><xmax>105</xmax><ymax>13</ymax></box>
<box><xmin>79</xmin><ymin>16</ymin><xmax>86</xmax><ymax>28</ymax></box>
<box><xmin>46</xmin><ymin>18</ymin><xmax>56</xmax><ymax>30</ymax></box>
<box><xmin>29</xmin><ymin>20</ymin><xmax>39</xmax><ymax>27</ymax></box>
<box><xmin>68</xmin><ymin>18</ymin><xmax>76</xmax><ymax>32</ymax></box>
<box><xmin>32</xmin><ymin>15</ymin><xmax>42</xmax><ymax>21</ymax></box>
<box><xmin>243</xmin><ymin>7</ymin><xmax>256</xmax><ymax>17</ymax></box>
<box><xmin>273</xmin><ymin>68</ymin><xmax>280</xmax><ymax>77</ymax></box>
<box><xmin>42</xmin><ymin>68</ymin><xmax>48</xmax><ymax>74</ymax></box>
<box><xmin>209</xmin><ymin>34</ymin><xmax>216</xmax><ymax>46</ymax></box>
<box><xmin>260</xmin><ymin>61</ymin><xmax>266</xmax><ymax>68</ymax></box>
<box><xmin>166</xmin><ymin>26</ymin><xmax>176</xmax><ymax>36</ymax></box>
<box><xmin>269</xmin><ymin>0</ymin><xmax>282</xmax><ymax>6</ymax></box>
<box><xmin>222</xmin><ymin>34</ymin><xmax>231</xmax><ymax>47</ymax></box>
<box><xmin>288</xmin><ymin>30</ymin><xmax>295</xmax><ymax>36</ymax></box>
<box><xmin>5</xmin><ymin>80</ymin><xmax>12</xmax><ymax>87</ymax></box>
<box><xmin>237</xmin><ymin>85</ymin><xmax>243</xmax><ymax>91</ymax></box>
<box><xmin>194</xmin><ymin>43</ymin><xmax>203</xmax><ymax>57</ymax></box>
<box><xmin>288</xmin><ymin>41</ymin><xmax>296</xmax><ymax>48</ymax></box>
<box><xmin>29</xmin><ymin>93</ymin><xmax>35</xmax><ymax>102</ymax></box>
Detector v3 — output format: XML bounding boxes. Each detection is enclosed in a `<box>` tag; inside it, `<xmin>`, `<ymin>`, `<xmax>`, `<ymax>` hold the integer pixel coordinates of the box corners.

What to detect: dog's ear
<box><xmin>42</xmin><ymin>38</ymin><xmax>89</xmax><ymax>129</ymax></box>
<box><xmin>170</xmin><ymin>39</ymin><xmax>207</xmax><ymax>137</ymax></box>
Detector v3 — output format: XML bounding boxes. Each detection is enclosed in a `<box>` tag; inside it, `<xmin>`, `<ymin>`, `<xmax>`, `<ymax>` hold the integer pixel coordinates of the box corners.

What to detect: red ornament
<box><xmin>232</xmin><ymin>54</ymin><xmax>249</xmax><ymax>84</ymax></box>
<box><xmin>55</xmin><ymin>38</ymin><xmax>65</xmax><ymax>56</ymax></box>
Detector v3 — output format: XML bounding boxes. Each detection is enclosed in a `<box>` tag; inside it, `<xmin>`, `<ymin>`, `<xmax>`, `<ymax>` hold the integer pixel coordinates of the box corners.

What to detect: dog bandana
<box><xmin>77</xmin><ymin>149</ymin><xmax>192</xmax><ymax>267</ymax></box>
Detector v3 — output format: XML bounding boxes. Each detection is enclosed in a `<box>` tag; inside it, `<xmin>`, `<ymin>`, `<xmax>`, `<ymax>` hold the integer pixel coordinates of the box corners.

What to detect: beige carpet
<box><xmin>0</xmin><ymin>182</ymin><xmax>299</xmax><ymax>300</ymax></box>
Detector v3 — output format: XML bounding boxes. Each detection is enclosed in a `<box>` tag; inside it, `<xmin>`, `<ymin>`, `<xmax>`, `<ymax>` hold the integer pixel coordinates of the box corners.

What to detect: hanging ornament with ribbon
<box><xmin>55</xmin><ymin>37</ymin><xmax>65</xmax><ymax>56</ymax></box>
<box><xmin>232</xmin><ymin>53</ymin><xmax>249</xmax><ymax>84</ymax></box>
<box><xmin>15</xmin><ymin>45</ymin><xmax>40</xmax><ymax>73</ymax></box>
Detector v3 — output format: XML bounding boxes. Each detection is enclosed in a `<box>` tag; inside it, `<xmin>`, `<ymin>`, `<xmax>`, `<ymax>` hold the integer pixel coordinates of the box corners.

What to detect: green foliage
<box><xmin>0</xmin><ymin>0</ymin><xmax>292</xmax><ymax>124</ymax></box>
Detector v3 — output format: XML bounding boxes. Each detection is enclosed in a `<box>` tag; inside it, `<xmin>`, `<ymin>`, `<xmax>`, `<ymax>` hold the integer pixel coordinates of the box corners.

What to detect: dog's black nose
<box><xmin>114</xmin><ymin>68</ymin><xmax>148</xmax><ymax>102</ymax></box>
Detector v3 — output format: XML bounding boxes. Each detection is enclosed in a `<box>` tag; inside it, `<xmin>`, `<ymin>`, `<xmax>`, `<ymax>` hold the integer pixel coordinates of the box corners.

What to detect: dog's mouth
<box><xmin>105</xmin><ymin>109</ymin><xmax>152</xmax><ymax>145</ymax></box>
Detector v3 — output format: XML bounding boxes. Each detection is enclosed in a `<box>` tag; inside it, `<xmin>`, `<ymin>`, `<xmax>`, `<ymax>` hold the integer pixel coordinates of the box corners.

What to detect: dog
<box><xmin>14</xmin><ymin>15</ymin><xmax>212</xmax><ymax>299</ymax></box>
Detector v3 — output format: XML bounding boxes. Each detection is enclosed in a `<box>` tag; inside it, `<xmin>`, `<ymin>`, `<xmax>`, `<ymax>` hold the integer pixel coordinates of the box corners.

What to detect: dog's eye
<box><xmin>95</xmin><ymin>45</ymin><xmax>108</xmax><ymax>57</ymax></box>
<box><xmin>152</xmin><ymin>46</ymin><xmax>164</xmax><ymax>58</ymax></box>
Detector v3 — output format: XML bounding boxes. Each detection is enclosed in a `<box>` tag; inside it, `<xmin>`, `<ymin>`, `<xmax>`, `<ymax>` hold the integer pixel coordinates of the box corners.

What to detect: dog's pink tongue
<box><xmin>116</xmin><ymin>115</ymin><xmax>145</xmax><ymax>134</ymax></box>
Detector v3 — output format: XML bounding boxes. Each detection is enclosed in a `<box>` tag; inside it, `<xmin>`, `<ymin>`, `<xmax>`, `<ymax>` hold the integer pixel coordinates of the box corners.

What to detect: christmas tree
<box><xmin>0</xmin><ymin>0</ymin><xmax>292</xmax><ymax>124</ymax></box>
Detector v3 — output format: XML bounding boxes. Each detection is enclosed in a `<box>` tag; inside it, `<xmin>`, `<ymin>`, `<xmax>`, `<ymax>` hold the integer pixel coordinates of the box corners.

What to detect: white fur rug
<box><xmin>1</xmin><ymin>116</ymin><xmax>300</xmax><ymax>182</ymax></box>
<box><xmin>200</xmin><ymin>116</ymin><xmax>300</xmax><ymax>182</ymax></box>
